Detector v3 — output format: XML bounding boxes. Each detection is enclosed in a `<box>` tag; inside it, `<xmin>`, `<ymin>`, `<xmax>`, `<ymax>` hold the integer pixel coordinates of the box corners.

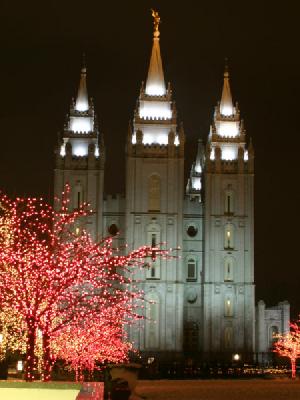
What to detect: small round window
<box><xmin>187</xmin><ymin>225</ymin><xmax>198</xmax><ymax>237</ymax></box>
<box><xmin>108</xmin><ymin>224</ymin><xmax>119</xmax><ymax>236</ymax></box>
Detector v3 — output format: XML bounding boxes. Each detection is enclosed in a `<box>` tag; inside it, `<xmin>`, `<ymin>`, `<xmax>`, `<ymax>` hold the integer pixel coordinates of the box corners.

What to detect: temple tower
<box><xmin>54</xmin><ymin>62</ymin><xmax>105</xmax><ymax>240</ymax></box>
<box><xmin>125</xmin><ymin>11</ymin><xmax>185</xmax><ymax>355</ymax></box>
<box><xmin>202</xmin><ymin>65</ymin><xmax>255</xmax><ymax>360</ymax></box>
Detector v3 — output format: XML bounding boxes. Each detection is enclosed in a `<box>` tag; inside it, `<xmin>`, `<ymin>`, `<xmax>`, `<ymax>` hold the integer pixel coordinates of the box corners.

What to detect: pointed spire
<box><xmin>145</xmin><ymin>10</ymin><xmax>166</xmax><ymax>96</ymax></box>
<box><xmin>195</xmin><ymin>139</ymin><xmax>204</xmax><ymax>173</ymax></box>
<box><xmin>220</xmin><ymin>59</ymin><xmax>234</xmax><ymax>116</ymax></box>
<box><xmin>75</xmin><ymin>54</ymin><xmax>89</xmax><ymax>112</ymax></box>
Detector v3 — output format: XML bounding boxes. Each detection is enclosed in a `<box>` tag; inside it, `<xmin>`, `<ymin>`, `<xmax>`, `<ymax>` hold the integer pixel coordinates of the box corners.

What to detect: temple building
<box><xmin>54</xmin><ymin>13</ymin><xmax>289</xmax><ymax>363</ymax></box>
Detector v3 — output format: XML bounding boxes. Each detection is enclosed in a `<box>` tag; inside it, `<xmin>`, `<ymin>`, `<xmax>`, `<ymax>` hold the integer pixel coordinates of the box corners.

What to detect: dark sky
<box><xmin>0</xmin><ymin>1</ymin><xmax>299</xmax><ymax>317</ymax></box>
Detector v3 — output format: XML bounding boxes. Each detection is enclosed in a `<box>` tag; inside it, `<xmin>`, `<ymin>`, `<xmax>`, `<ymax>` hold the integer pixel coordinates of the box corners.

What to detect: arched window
<box><xmin>186</xmin><ymin>257</ymin><xmax>197</xmax><ymax>281</ymax></box>
<box><xmin>146</xmin><ymin>223</ymin><xmax>161</xmax><ymax>279</ymax></box>
<box><xmin>108</xmin><ymin>223</ymin><xmax>119</xmax><ymax>236</ymax></box>
<box><xmin>224</xmin><ymin>224</ymin><xmax>234</xmax><ymax>249</ymax></box>
<box><xmin>225</xmin><ymin>297</ymin><xmax>234</xmax><ymax>317</ymax></box>
<box><xmin>224</xmin><ymin>257</ymin><xmax>234</xmax><ymax>282</ymax></box>
<box><xmin>225</xmin><ymin>189</ymin><xmax>234</xmax><ymax>215</ymax></box>
<box><xmin>148</xmin><ymin>175</ymin><xmax>161</xmax><ymax>212</ymax></box>
<box><xmin>74</xmin><ymin>181</ymin><xmax>83</xmax><ymax>209</ymax></box>
<box><xmin>145</xmin><ymin>292</ymin><xmax>160</xmax><ymax>349</ymax></box>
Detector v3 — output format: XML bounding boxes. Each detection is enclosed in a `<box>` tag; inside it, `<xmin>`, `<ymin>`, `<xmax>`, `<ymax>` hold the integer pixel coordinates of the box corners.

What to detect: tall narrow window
<box><xmin>151</xmin><ymin>233</ymin><xmax>157</xmax><ymax>278</ymax></box>
<box><xmin>145</xmin><ymin>292</ymin><xmax>160</xmax><ymax>349</ymax></box>
<box><xmin>224</xmin><ymin>257</ymin><xmax>234</xmax><ymax>282</ymax></box>
<box><xmin>224</xmin><ymin>224</ymin><xmax>234</xmax><ymax>249</ymax></box>
<box><xmin>225</xmin><ymin>190</ymin><xmax>234</xmax><ymax>214</ymax></box>
<box><xmin>148</xmin><ymin>175</ymin><xmax>161</xmax><ymax>212</ymax></box>
<box><xmin>151</xmin><ymin>233</ymin><xmax>156</xmax><ymax>247</ymax></box>
<box><xmin>225</xmin><ymin>298</ymin><xmax>233</xmax><ymax>317</ymax></box>
<box><xmin>74</xmin><ymin>181</ymin><xmax>83</xmax><ymax>210</ymax></box>
<box><xmin>187</xmin><ymin>258</ymin><xmax>197</xmax><ymax>281</ymax></box>
<box><xmin>146</xmin><ymin>224</ymin><xmax>161</xmax><ymax>279</ymax></box>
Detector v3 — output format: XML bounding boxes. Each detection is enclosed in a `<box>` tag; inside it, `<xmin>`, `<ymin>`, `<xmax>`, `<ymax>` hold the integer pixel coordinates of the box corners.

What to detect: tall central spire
<box><xmin>75</xmin><ymin>55</ymin><xmax>89</xmax><ymax>112</ymax></box>
<box><xmin>220</xmin><ymin>62</ymin><xmax>233</xmax><ymax>116</ymax></box>
<box><xmin>145</xmin><ymin>9</ymin><xmax>166</xmax><ymax>96</ymax></box>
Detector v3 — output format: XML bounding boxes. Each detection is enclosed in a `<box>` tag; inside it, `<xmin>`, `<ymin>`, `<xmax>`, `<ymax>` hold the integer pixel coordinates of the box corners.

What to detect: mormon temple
<box><xmin>54</xmin><ymin>13</ymin><xmax>289</xmax><ymax>363</ymax></box>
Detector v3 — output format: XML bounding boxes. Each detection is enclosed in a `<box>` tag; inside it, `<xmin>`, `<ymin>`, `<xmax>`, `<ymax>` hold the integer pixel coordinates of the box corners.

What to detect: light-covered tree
<box><xmin>273</xmin><ymin>320</ymin><xmax>300</xmax><ymax>379</ymax></box>
<box><xmin>0</xmin><ymin>187</ymin><xmax>170</xmax><ymax>381</ymax></box>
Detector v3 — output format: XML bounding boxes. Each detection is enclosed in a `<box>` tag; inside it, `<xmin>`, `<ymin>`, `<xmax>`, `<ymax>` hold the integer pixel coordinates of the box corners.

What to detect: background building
<box><xmin>54</xmin><ymin>17</ymin><xmax>289</xmax><ymax>363</ymax></box>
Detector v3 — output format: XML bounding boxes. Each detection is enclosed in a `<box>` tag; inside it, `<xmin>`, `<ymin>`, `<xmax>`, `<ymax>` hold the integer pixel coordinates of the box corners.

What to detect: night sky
<box><xmin>0</xmin><ymin>1</ymin><xmax>299</xmax><ymax>317</ymax></box>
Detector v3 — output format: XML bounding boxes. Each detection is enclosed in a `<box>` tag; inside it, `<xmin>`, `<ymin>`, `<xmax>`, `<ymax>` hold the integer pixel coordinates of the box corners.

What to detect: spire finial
<box><xmin>151</xmin><ymin>9</ymin><xmax>161</xmax><ymax>38</ymax></box>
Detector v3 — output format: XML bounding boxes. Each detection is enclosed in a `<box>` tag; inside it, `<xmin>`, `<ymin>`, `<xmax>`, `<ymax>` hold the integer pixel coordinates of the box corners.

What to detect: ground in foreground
<box><xmin>135</xmin><ymin>379</ymin><xmax>300</xmax><ymax>400</ymax></box>
<box><xmin>0</xmin><ymin>382</ymin><xmax>81</xmax><ymax>400</ymax></box>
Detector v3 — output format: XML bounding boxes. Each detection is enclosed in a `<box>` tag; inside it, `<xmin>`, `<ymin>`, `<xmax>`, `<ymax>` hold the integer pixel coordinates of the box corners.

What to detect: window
<box><xmin>148</xmin><ymin>175</ymin><xmax>160</xmax><ymax>212</ymax></box>
<box><xmin>224</xmin><ymin>224</ymin><xmax>234</xmax><ymax>249</ymax></box>
<box><xmin>150</xmin><ymin>234</ymin><xmax>157</xmax><ymax>277</ymax></box>
<box><xmin>145</xmin><ymin>292</ymin><xmax>160</xmax><ymax>349</ymax></box>
<box><xmin>108</xmin><ymin>223</ymin><xmax>119</xmax><ymax>236</ymax></box>
<box><xmin>225</xmin><ymin>298</ymin><xmax>233</xmax><ymax>317</ymax></box>
<box><xmin>187</xmin><ymin>258</ymin><xmax>197</xmax><ymax>281</ymax></box>
<box><xmin>146</xmin><ymin>224</ymin><xmax>161</xmax><ymax>279</ymax></box>
<box><xmin>225</xmin><ymin>190</ymin><xmax>234</xmax><ymax>215</ymax></box>
<box><xmin>74</xmin><ymin>181</ymin><xmax>83</xmax><ymax>209</ymax></box>
<box><xmin>187</xmin><ymin>225</ymin><xmax>198</xmax><ymax>237</ymax></box>
<box><xmin>151</xmin><ymin>233</ymin><xmax>156</xmax><ymax>247</ymax></box>
<box><xmin>224</xmin><ymin>257</ymin><xmax>234</xmax><ymax>282</ymax></box>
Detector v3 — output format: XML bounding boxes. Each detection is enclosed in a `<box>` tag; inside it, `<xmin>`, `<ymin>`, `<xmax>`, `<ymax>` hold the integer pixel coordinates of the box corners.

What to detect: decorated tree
<box><xmin>0</xmin><ymin>187</ymin><xmax>169</xmax><ymax>381</ymax></box>
<box><xmin>53</xmin><ymin>307</ymin><xmax>133</xmax><ymax>381</ymax></box>
<box><xmin>273</xmin><ymin>320</ymin><xmax>300</xmax><ymax>379</ymax></box>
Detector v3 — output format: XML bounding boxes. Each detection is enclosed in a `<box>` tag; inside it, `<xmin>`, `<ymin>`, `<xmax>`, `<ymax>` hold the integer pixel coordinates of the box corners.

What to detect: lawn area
<box><xmin>135</xmin><ymin>379</ymin><xmax>300</xmax><ymax>400</ymax></box>
<box><xmin>0</xmin><ymin>382</ymin><xmax>81</xmax><ymax>400</ymax></box>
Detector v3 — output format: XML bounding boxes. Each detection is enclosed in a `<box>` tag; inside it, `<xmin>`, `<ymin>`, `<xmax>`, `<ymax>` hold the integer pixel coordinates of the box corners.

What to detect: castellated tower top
<box><xmin>56</xmin><ymin>61</ymin><xmax>103</xmax><ymax>162</ymax></box>
<box><xmin>205</xmin><ymin>64</ymin><xmax>254</xmax><ymax>172</ymax></box>
<box><xmin>129</xmin><ymin>10</ymin><xmax>183</xmax><ymax>153</ymax></box>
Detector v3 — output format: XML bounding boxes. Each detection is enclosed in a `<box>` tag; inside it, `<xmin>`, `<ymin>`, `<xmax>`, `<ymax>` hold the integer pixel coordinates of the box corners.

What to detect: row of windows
<box><xmin>147</xmin><ymin>257</ymin><xmax>235</xmax><ymax>282</ymax></box>
<box><xmin>149</xmin><ymin>178</ymin><xmax>236</xmax><ymax>215</ymax></box>
<box><xmin>186</xmin><ymin>257</ymin><xmax>235</xmax><ymax>282</ymax></box>
<box><xmin>70</xmin><ymin>180</ymin><xmax>236</xmax><ymax>215</ymax></box>
<box><xmin>146</xmin><ymin>256</ymin><xmax>235</xmax><ymax>282</ymax></box>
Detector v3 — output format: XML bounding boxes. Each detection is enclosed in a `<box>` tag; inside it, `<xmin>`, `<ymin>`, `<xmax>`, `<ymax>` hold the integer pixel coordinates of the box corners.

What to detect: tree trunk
<box><xmin>25</xmin><ymin>322</ymin><xmax>37</xmax><ymax>381</ymax></box>
<box><xmin>291</xmin><ymin>358</ymin><xmax>296</xmax><ymax>379</ymax></box>
<box><xmin>42</xmin><ymin>331</ymin><xmax>53</xmax><ymax>381</ymax></box>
